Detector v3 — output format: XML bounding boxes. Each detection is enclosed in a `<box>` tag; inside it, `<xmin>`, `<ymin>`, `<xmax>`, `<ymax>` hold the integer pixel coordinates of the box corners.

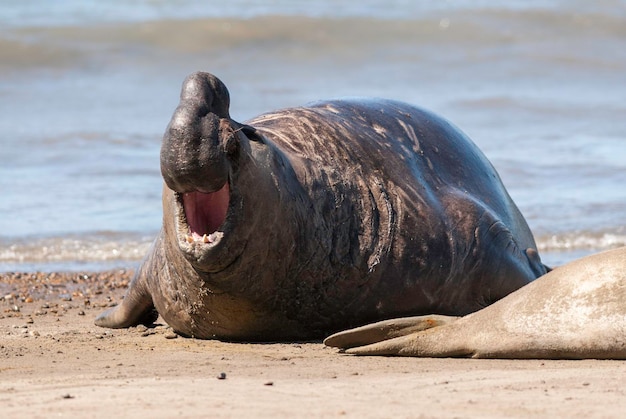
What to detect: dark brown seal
<box><xmin>95</xmin><ymin>72</ymin><xmax>547</xmax><ymax>340</ymax></box>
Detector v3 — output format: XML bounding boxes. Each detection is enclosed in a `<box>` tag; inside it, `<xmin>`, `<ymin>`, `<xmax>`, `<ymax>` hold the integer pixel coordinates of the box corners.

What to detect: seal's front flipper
<box><xmin>95</xmin><ymin>268</ymin><xmax>157</xmax><ymax>329</ymax></box>
<box><xmin>324</xmin><ymin>314</ymin><xmax>458</xmax><ymax>350</ymax></box>
<box><xmin>95</xmin><ymin>301</ymin><xmax>157</xmax><ymax>329</ymax></box>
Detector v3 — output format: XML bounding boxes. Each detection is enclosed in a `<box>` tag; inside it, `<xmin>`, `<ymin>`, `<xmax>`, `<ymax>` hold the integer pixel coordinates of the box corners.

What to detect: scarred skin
<box><xmin>95</xmin><ymin>72</ymin><xmax>547</xmax><ymax>341</ymax></box>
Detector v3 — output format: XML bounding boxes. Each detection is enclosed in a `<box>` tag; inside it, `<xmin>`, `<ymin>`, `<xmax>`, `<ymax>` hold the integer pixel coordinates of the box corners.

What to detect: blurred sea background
<box><xmin>0</xmin><ymin>0</ymin><xmax>624</xmax><ymax>272</ymax></box>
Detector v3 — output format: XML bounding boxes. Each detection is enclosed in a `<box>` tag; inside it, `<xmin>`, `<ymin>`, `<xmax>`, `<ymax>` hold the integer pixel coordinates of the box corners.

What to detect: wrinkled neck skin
<box><xmin>158</xmin><ymin>128</ymin><xmax>311</xmax><ymax>339</ymax></box>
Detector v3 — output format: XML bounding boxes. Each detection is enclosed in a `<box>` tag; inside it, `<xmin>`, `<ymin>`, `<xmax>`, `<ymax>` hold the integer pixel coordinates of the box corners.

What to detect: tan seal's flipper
<box><xmin>343</xmin><ymin>328</ymin><xmax>471</xmax><ymax>357</ymax></box>
<box><xmin>324</xmin><ymin>314</ymin><xmax>458</xmax><ymax>349</ymax></box>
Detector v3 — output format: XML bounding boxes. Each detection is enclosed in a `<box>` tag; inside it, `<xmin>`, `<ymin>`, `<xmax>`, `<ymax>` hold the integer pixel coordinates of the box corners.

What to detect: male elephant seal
<box><xmin>325</xmin><ymin>247</ymin><xmax>626</xmax><ymax>359</ymax></box>
<box><xmin>95</xmin><ymin>71</ymin><xmax>547</xmax><ymax>340</ymax></box>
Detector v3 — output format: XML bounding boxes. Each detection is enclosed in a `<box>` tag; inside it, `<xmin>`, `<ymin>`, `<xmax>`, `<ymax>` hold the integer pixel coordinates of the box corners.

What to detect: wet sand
<box><xmin>2</xmin><ymin>271</ymin><xmax>625</xmax><ymax>418</ymax></box>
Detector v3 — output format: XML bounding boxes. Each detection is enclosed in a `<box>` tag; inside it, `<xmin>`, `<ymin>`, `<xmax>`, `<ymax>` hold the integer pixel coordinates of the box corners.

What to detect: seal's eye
<box><xmin>219</xmin><ymin>118</ymin><xmax>240</xmax><ymax>156</ymax></box>
<box><xmin>182</xmin><ymin>183</ymin><xmax>229</xmax><ymax>240</ymax></box>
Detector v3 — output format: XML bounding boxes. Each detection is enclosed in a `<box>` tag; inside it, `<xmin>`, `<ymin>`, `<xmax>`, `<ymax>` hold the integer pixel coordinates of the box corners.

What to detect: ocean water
<box><xmin>0</xmin><ymin>0</ymin><xmax>624</xmax><ymax>271</ymax></box>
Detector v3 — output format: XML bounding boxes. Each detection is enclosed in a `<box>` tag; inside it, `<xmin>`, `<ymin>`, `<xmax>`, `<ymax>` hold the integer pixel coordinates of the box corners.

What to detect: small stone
<box><xmin>217</xmin><ymin>372</ymin><xmax>227</xmax><ymax>380</ymax></box>
<box><xmin>77</xmin><ymin>310</ymin><xmax>85</xmax><ymax>316</ymax></box>
<box><xmin>264</xmin><ymin>381</ymin><xmax>274</xmax><ymax>386</ymax></box>
<box><xmin>135</xmin><ymin>325</ymin><xmax>148</xmax><ymax>333</ymax></box>
<box><xmin>164</xmin><ymin>332</ymin><xmax>178</xmax><ymax>339</ymax></box>
<box><xmin>26</xmin><ymin>317</ymin><xmax>34</xmax><ymax>324</ymax></box>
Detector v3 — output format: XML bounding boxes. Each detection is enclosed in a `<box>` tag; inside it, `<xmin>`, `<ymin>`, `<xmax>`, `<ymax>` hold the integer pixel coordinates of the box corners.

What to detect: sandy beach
<box><xmin>1</xmin><ymin>271</ymin><xmax>625</xmax><ymax>418</ymax></box>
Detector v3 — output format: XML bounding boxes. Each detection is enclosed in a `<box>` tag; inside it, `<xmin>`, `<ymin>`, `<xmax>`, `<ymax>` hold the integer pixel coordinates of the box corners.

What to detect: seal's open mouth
<box><xmin>179</xmin><ymin>183</ymin><xmax>230</xmax><ymax>245</ymax></box>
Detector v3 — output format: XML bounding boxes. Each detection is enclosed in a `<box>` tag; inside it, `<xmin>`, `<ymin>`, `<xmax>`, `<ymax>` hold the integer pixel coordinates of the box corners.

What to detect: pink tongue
<box><xmin>182</xmin><ymin>183</ymin><xmax>230</xmax><ymax>239</ymax></box>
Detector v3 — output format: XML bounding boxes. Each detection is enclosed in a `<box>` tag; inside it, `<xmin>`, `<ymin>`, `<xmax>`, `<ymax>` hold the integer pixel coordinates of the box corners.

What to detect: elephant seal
<box><xmin>95</xmin><ymin>71</ymin><xmax>547</xmax><ymax>341</ymax></box>
<box><xmin>325</xmin><ymin>247</ymin><xmax>626</xmax><ymax>359</ymax></box>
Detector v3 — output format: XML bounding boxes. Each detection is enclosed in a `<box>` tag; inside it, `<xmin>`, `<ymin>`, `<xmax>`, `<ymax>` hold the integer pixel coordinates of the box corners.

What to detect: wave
<box><xmin>535</xmin><ymin>230</ymin><xmax>626</xmax><ymax>252</ymax></box>
<box><xmin>0</xmin><ymin>234</ymin><xmax>153</xmax><ymax>270</ymax></box>
<box><xmin>1</xmin><ymin>229</ymin><xmax>623</xmax><ymax>272</ymax></box>
<box><xmin>2</xmin><ymin>0</ymin><xmax>626</xmax><ymax>27</ymax></box>
<box><xmin>2</xmin><ymin>8</ymin><xmax>625</xmax><ymax>73</ymax></box>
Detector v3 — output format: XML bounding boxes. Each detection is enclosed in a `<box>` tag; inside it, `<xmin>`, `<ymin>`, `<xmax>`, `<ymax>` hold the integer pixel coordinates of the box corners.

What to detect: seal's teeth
<box><xmin>202</xmin><ymin>234</ymin><xmax>209</xmax><ymax>243</ymax></box>
<box><xmin>208</xmin><ymin>233</ymin><xmax>217</xmax><ymax>243</ymax></box>
<box><xmin>186</xmin><ymin>234</ymin><xmax>194</xmax><ymax>243</ymax></box>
